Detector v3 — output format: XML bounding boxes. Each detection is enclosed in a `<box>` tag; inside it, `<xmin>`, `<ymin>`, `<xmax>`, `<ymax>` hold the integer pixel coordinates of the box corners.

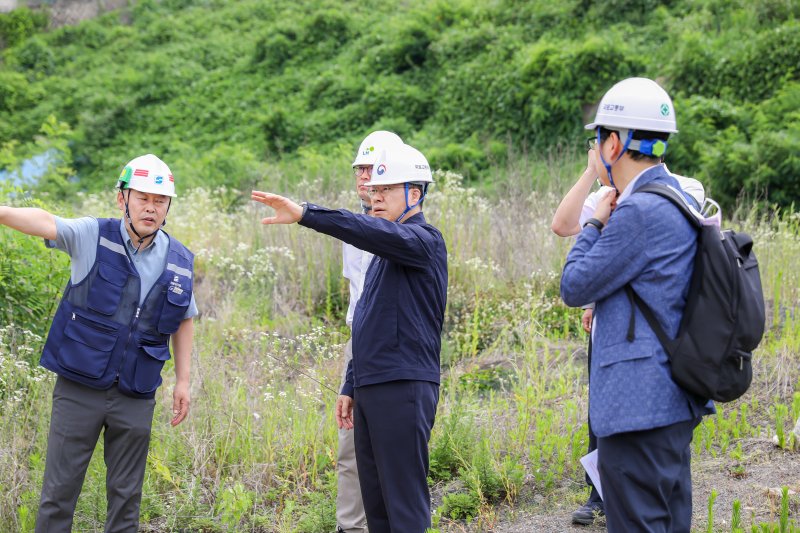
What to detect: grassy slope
<box><xmin>2</xmin><ymin>165</ymin><xmax>800</xmax><ymax>531</ymax></box>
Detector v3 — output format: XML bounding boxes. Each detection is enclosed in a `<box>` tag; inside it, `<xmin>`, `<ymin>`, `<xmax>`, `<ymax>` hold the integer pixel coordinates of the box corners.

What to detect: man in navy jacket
<box><xmin>252</xmin><ymin>143</ymin><xmax>447</xmax><ymax>533</ymax></box>
<box><xmin>561</xmin><ymin>78</ymin><xmax>714</xmax><ymax>532</ymax></box>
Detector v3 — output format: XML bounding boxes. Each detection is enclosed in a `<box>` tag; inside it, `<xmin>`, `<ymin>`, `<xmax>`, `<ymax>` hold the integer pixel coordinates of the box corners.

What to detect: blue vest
<box><xmin>40</xmin><ymin>218</ymin><xmax>194</xmax><ymax>399</ymax></box>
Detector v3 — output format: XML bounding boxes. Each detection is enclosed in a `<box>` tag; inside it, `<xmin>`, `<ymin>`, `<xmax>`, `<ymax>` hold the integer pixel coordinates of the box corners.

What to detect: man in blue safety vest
<box><xmin>0</xmin><ymin>153</ymin><xmax>197</xmax><ymax>532</ymax></box>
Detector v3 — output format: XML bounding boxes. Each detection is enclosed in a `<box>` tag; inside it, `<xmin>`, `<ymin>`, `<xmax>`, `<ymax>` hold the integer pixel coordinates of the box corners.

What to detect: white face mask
<box><xmin>698</xmin><ymin>198</ymin><xmax>722</xmax><ymax>228</ymax></box>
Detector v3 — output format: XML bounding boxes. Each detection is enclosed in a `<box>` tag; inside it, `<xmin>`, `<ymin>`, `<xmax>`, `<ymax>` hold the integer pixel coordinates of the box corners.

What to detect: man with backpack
<box><xmin>551</xmin><ymin>149</ymin><xmax>705</xmax><ymax>526</ymax></box>
<box><xmin>560</xmin><ymin>77</ymin><xmax>716</xmax><ymax>532</ymax></box>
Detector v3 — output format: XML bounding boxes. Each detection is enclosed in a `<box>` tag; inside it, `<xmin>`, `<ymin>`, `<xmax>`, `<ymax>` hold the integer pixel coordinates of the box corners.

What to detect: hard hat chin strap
<box><xmin>121</xmin><ymin>188</ymin><xmax>170</xmax><ymax>254</ymax></box>
<box><xmin>395</xmin><ymin>183</ymin><xmax>427</xmax><ymax>223</ymax></box>
<box><xmin>597</xmin><ymin>128</ymin><xmax>634</xmax><ymax>192</ymax></box>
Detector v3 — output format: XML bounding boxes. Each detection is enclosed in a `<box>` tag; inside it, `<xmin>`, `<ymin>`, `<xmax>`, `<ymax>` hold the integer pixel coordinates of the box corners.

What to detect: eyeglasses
<box><xmin>353</xmin><ymin>166</ymin><xmax>372</xmax><ymax>177</ymax></box>
<box><xmin>586</xmin><ymin>137</ymin><xmax>598</xmax><ymax>151</ymax></box>
<box><xmin>367</xmin><ymin>185</ymin><xmax>405</xmax><ymax>197</ymax></box>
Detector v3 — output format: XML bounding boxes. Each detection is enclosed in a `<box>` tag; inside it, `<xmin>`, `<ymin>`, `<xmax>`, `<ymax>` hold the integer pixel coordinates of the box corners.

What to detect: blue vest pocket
<box><xmin>158</xmin><ymin>287</ymin><xmax>190</xmax><ymax>334</ymax></box>
<box><xmin>58</xmin><ymin>312</ymin><xmax>120</xmax><ymax>379</ymax></box>
<box><xmin>87</xmin><ymin>263</ymin><xmax>129</xmax><ymax>316</ymax></box>
<box><xmin>133</xmin><ymin>343</ymin><xmax>171</xmax><ymax>394</ymax></box>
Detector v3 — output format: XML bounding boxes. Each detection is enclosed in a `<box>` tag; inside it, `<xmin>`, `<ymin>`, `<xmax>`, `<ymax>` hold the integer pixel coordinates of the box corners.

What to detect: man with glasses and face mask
<box><xmin>0</xmin><ymin>153</ymin><xmax>197</xmax><ymax>532</ymax></box>
<box><xmin>337</xmin><ymin>130</ymin><xmax>403</xmax><ymax>533</ymax></box>
<box><xmin>252</xmin><ymin>143</ymin><xmax>447</xmax><ymax>533</ymax></box>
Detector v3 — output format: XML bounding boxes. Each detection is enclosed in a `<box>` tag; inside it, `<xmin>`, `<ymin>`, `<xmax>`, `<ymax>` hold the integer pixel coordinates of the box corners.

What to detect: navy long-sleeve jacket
<box><xmin>299</xmin><ymin>206</ymin><xmax>448</xmax><ymax>396</ymax></box>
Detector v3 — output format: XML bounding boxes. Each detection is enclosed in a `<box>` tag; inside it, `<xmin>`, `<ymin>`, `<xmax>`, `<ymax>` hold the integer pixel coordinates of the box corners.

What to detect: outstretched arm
<box><xmin>551</xmin><ymin>151</ymin><xmax>598</xmax><ymax>237</ymax></box>
<box><xmin>0</xmin><ymin>206</ymin><xmax>57</xmax><ymax>240</ymax></box>
<box><xmin>250</xmin><ymin>191</ymin><xmax>303</xmax><ymax>224</ymax></box>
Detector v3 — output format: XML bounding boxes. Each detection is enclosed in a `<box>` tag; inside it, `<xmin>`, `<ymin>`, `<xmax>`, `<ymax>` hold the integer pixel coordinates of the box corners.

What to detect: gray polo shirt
<box><xmin>46</xmin><ymin>217</ymin><xmax>198</xmax><ymax>319</ymax></box>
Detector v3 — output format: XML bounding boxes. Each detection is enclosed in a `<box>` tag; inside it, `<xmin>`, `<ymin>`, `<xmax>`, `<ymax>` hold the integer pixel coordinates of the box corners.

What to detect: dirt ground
<box><xmin>440</xmin><ymin>439</ymin><xmax>800</xmax><ymax>532</ymax></box>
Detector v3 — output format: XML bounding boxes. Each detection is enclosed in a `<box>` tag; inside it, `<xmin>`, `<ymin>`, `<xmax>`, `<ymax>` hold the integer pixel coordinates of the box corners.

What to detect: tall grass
<box><xmin>1</xmin><ymin>153</ymin><xmax>798</xmax><ymax>531</ymax></box>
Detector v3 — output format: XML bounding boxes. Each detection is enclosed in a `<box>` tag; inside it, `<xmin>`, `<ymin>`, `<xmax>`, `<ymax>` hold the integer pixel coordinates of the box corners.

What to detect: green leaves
<box><xmin>0</xmin><ymin>185</ymin><xmax>70</xmax><ymax>338</ymax></box>
<box><xmin>0</xmin><ymin>0</ymin><xmax>797</xmax><ymax>207</ymax></box>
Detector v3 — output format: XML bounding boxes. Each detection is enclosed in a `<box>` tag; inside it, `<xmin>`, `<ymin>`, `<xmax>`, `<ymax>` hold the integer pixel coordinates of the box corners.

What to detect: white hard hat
<box><xmin>585</xmin><ymin>77</ymin><xmax>678</xmax><ymax>133</ymax></box>
<box><xmin>352</xmin><ymin>130</ymin><xmax>403</xmax><ymax>167</ymax></box>
<box><xmin>365</xmin><ymin>143</ymin><xmax>433</xmax><ymax>187</ymax></box>
<box><xmin>117</xmin><ymin>154</ymin><xmax>176</xmax><ymax>197</ymax></box>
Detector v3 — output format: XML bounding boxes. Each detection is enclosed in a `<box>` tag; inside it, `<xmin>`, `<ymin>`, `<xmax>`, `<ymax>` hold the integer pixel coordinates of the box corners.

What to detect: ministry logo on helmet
<box><xmin>365</xmin><ymin>144</ymin><xmax>433</xmax><ymax>187</ymax></box>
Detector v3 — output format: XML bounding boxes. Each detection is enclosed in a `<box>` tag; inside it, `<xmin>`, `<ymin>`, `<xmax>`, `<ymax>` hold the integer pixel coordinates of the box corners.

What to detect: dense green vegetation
<box><xmin>0</xmin><ymin>0</ymin><xmax>799</xmax><ymax>206</ymax></box>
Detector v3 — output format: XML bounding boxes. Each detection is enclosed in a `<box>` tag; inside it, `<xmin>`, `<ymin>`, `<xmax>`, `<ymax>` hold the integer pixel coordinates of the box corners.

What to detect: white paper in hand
<box><xmin>580</xmin><ymin>449</ymin><xmax>603</xmax><ymax>501</ymax></box>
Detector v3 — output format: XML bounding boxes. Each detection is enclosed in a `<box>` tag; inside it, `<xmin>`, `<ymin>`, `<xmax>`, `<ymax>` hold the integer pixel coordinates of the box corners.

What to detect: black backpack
<box><xmin>626</xmin><ymin>183</ymin><xmax>765</xmax><ymax>402</ymax></box>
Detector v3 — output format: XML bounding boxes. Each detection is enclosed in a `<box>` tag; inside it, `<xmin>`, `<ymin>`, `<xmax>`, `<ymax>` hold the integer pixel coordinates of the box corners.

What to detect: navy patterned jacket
<box><xmin>561</xmin><ymin>165</ymin><xmax>714</xmax><ymax>437</ymax></box>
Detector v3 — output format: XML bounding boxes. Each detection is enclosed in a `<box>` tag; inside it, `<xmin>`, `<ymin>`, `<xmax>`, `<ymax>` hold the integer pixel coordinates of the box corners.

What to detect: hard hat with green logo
<box><xmin>585</xmin><ymin>77</ymin><xmax>678</xmax><ymax>134</ymax></box>
<box><xmin>117</xmin><ymin>154</ymin><xmax>177</xmax><ymax>197</ymax></box>
<box><xmin>586</xmin><ymin>78</ymin><xmax>679</xmax><ymax>190</ymax></box>
<box><xmin>352</xmin><ymin>131</ymin><xmax>403</xmax><ymax>167</ymax></box>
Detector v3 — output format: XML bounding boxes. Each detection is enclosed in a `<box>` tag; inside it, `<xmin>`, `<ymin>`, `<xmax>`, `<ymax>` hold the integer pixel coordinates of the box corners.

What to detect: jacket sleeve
<box><xmin>560</xmin><ymin>203</ymin><xmax>651</xmax><ymax>307</ymax></box>
<box><xmin>341</xmin><ymin>359</ymin><xmax>354</xmax><ymax>397</ymax></box>
<box><xmin>299</xmin><ymin>204</ymin><xmax>441</xmax><ymax>269</ymax></box>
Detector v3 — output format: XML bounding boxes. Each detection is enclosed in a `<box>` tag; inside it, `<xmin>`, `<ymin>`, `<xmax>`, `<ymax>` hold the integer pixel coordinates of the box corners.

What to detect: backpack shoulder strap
<box><xmin>625</xmin><ymin>285</ymin><xmax>675</xmax><ymax>356</ymax></box>
<box><xmin>625</xmin><ymin>182</ymin><xmax>700</xmax><ymax>355</ymax></box>
<box><xmin>634</xmin><ymin>182</ymin><xmax>703</xmax><ymax>229</ymax></box>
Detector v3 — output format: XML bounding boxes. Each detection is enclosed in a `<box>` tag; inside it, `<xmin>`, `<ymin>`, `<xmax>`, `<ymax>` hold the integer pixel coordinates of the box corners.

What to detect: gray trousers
<box><xmin>36</xmin><ymin>376</ymin><xmax>156</xmax><ymax>533</ymax></box>
<box><xmin>337</xmin><ymin>339</ymin><xmax>368</xmax><ymax>533</ymax></box>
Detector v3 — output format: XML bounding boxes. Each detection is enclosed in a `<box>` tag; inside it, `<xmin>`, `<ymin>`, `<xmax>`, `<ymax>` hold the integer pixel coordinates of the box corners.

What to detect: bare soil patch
<box><xmin>440</xmin><ymin>438</ymin><xmax>800</xmax><ymax>532</ymax></box>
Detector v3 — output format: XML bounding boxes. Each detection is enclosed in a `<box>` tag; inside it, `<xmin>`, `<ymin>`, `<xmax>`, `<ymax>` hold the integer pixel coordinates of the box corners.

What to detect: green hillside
<box><xmin>1</xmin><ymin>0</ymin><xmax>799</xmax><ymax>206</ymax></box>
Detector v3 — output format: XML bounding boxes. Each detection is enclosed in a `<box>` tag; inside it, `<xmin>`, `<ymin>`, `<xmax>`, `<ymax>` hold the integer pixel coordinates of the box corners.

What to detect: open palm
<box><xmin>251</xmin><ymin>191</ymin><xmax>303</xmax><ymax>225</ymax></box>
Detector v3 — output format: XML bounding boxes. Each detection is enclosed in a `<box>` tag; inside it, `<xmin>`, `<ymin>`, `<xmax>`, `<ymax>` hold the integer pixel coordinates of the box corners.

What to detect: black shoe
<box><xmin>571</xmin><ymin>502</ymin><xmax>605</xmax><ymax>525</ymax></box>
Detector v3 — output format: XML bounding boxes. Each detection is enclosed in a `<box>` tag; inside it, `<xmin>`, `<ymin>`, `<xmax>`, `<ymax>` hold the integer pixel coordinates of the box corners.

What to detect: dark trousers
<box><xmin>585</xmin><ymin>335</ymin><xmax>601</xmax><ymax>505</ymax></box>
<box><xmin>597</xmin><ymin>417</ymin><xmax>701</xmax><ymax>533</ymax></box>
<box><xmin>36</xmin><ymin>376</ymin><xmax>156</xmax><ymax>533</ymax></box>
<box><xmin>353</xmin><ymin>380</ymin><xmax>439</xmax><ymax>533</ymax></box>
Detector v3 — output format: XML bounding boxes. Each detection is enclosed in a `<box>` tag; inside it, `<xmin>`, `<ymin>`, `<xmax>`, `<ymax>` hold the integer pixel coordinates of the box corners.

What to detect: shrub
<box><xmin>0</xmin><ymin>184</ymin><xmax>69</xmax><ymax>339</ymax></box>
<box><xmin>0</xmin><ymin>8</ymin><xmax>48</xmax><ymax>49</ymax></box>
<box><xmin>519</xmin><ymin>34</ymin><xmax>645</xmax><ymax>144</ymax></box>
<box><xmin>439</xmin><ymin>491</ymin><xmax>480</xmax><ymax>521</ymax></box>
<box><xmin>7</xmin><ymin>37</ymin><xmax>55</xmax><ymax>74</ymax></box>
<box><xmin>0</xmin><ymin>71</ymin><xmax>41</xmax><ymax>114</ymax></box>
<box><xmin>252</xmin><ymin>23</ymin><xmax>301</xmax><ymax>70</ymax></box>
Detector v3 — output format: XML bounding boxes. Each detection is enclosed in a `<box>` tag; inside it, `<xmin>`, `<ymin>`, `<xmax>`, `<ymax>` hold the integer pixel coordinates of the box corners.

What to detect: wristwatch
<box><xmin>583</xmin><ymin>217</ymin><xmax>604</xmax><ymax>231</ymax></box>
